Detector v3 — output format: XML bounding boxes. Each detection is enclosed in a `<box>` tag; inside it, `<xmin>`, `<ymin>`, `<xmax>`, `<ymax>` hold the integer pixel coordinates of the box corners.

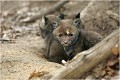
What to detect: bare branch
<box><xmin>21</xmin><ymin>0</ymin><xmax>69</xmax><ymax>23</ymax></box>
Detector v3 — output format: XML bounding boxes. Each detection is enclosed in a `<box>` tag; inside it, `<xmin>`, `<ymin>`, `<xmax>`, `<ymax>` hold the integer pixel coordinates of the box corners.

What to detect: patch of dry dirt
<box><xmin>0</xmin><ymin>35</ymin><xmax>63</xmax><ymax>80</ymax></box>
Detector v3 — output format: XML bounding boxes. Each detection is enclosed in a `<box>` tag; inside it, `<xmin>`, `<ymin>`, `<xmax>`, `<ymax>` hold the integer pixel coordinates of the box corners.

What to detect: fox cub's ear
<box><xmin>75</xmin><ymin>12</ymin><xmax>80</xmax><ymax>18</ymax></box>
<box><xmin>44</xmin><ymin>16</ymin><xmax>49</xmax><ymax>25</ymax></box>
<box><xmin>59</xmin><ymin>13</ymin><xmax>65</xmax><ymax>19</ymax></box>
<box><xmin>41</xmin><ymin>16</ymin><xmax>49</xmax><ymax>25</ymax></box>
<box><xmin>40</xmin><ymin>16</ymin><xmax>48</xmax><ymax>30</ymax></box>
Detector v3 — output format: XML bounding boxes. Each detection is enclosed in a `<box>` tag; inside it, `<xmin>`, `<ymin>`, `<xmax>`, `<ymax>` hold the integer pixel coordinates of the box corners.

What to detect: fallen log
<box><xmin>49</xmin><ymin>28</ymin><xmax>119</xmax><ymax>79</ymax></box>
<box><xmin>20</xmin><ymin>0</ymin><xmax>69</xmax><ymax>23</ymax></box>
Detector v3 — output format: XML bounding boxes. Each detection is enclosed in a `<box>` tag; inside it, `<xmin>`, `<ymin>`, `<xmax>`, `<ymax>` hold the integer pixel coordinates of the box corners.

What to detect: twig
<box><xmin>20</xmin><ymin>0</ymin><xmax>69</xmax><ymax>23</ymax></box>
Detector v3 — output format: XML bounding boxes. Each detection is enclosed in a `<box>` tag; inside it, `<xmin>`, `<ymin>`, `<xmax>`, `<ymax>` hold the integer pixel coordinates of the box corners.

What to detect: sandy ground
<box><xmin>0</xmin><ymin>35</ymin><xmax>64</xmax><ymax>80</ymax></box>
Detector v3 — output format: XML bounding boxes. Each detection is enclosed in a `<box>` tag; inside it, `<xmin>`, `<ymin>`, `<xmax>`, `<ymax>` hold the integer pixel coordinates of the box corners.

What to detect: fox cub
<box><xmin>40</xmin><ymin>13</ymin><xmax>102</xmax><ymax>63</ymax></box>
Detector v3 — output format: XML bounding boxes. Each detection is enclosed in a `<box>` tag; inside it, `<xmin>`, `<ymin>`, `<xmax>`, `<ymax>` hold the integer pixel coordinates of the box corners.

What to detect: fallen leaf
<box><xmin>28</xmin><ymin>70</ymin><xmax>36</xmax><ymax>80</ymax></box>
<box><xmin>106</xmin><ymin>66</ymin><xmax>116</xmax><ymax>76</ymax></box>
<box><xmin>28</xmin><ymin>70</ymin><xmax>48</xmax><ymax>80</ymax></box>
<box><xmin>112</xmin><ymin>45</ymin><xmax>119</xmax><ymax>56</ymax></box>
<box><xmin>107</xmin><ymin>58</ymin><xmax>118</xmax><ymax>67</ymax></box>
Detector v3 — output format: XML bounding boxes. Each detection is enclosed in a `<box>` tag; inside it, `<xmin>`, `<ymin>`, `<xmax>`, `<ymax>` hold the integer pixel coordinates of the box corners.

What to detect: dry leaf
<box><xmin>106</xmin><ymin>66</ymin><xmax>116</xmax><ymax>76</ymax></box>
<box><xmin>28</xmin><ymin>70</ymin><xmax>36</xmax><ymax>80</ymax></box>
<box><xmin>112</xmin><ymin>45</ymin><xmax>119</xmax><ymax>56</ymax></box>
<box><xmin>107</xmin><ymin>58</ymin><xmax>118</xmax><ymax>67</ymax></box>
<box><xmin>28</xmin><ymin>70</ymin><xmax>48</xmax><ymax>80</ymax></box>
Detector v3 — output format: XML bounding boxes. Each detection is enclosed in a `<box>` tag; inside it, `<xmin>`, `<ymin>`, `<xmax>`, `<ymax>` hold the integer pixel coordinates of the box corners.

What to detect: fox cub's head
<box><xmin>53</xmin><ymin>12</ymin><xmax>84</xmax><ymax>46</ymax></box>
<box><xmin>40</xmin><ymin>15</ymin><xmax>60</xmax><ymax>38</ymax></box>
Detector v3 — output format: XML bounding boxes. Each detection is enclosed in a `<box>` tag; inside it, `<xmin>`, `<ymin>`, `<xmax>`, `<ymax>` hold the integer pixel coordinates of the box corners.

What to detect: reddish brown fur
<box><xmin>53</xmin><ymin>19</ymin><xmax>78</xmax><ymax>35</ymax></box>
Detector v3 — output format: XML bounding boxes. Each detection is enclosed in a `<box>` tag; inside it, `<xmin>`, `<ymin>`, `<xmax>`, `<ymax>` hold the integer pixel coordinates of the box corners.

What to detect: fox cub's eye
<box><xmin>51</xmin><ymin>21</ymin><xmax>58</xmax><ymax>29</ymax></box>
<box><xmin>58</xmin><ymin>34</ymin><xmax>63</xmax><ymax>37</ymax></box>
<box><xmin>74</xmin><ymin>19</ymin><xmax>80</xmax><ymax>27</ymax></box>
